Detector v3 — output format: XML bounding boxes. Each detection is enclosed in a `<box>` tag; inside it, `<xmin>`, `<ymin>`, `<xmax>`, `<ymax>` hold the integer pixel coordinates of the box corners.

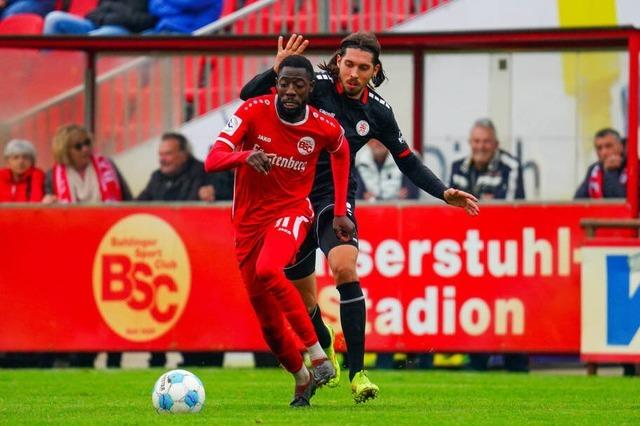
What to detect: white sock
<box><xmin>307</xmin><ymin>342</ymin><xmax>326</xmax><ymax>362</ymax></box>
<box><xmin>294</xmin><ymin>365</ymin><xmax>310</xmax><ymax>386</ymax></box>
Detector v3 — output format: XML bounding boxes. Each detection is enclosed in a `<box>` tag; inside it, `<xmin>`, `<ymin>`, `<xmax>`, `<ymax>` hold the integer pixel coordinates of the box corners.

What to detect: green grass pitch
<box><xmin>0</xmin><ymin>369</ymin><xmax>639</xmax><ymax>424</ymax></box>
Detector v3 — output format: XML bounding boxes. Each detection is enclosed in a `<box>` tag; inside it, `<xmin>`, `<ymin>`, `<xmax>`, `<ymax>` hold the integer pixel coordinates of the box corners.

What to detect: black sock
<box><xmin>310</xmin><ymin>305</ymin><xmax>332</xmax><ymax>349</ymax></box>
<box><xmin>337</xmin><ymin>281</ymin><xmax>365</xmax><ymax>381</ymax></box>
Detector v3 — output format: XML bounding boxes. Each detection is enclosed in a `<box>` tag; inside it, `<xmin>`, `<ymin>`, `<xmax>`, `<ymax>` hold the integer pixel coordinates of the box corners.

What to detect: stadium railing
<box><xmin>0</xmin><ymin>0</ymin><xmax>451</xmax><ymax>170</ymax></box>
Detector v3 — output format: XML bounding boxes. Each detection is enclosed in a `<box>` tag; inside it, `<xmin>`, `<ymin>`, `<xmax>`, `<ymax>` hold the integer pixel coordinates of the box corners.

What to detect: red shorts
<box><xmin>234</xmin><ymin>202</ymin><xmax>314</xmax><ymax>268</ymax></box>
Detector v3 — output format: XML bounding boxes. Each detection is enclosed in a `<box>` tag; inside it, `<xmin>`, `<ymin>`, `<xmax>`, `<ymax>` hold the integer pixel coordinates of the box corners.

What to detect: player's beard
<box><xmin>276</xmin><ymin>98</ymin><xmax>305</xmax><ymax>122</ymax></box>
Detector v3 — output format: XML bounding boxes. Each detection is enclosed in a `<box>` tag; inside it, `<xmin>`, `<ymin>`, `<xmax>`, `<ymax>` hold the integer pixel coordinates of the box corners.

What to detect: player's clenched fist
<box><xmin>333</xmin><ymin>215</ymin><xmax>356</xmax><ymax>242</ymax></box>
<box><xmin>246</xmin><ymin>150</ymin><xmax>272</xmax><ymax>174</ymax></box>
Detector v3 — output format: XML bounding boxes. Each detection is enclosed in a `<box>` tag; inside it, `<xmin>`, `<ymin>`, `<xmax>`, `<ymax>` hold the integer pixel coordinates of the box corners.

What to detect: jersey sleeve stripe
<box><xmin>327</xmin><ymin>137</ymin><xmax>344</xmax><ymax>154</ymax></box>
<box><xmin>216</xmin><ymin>137</ymin><xmax>235</xmax><ymax>149</ymax></box>
<box><xmin>398</xmin><ymin>148</ymin><xmax>412</xmax><ymax>158</ymax></box>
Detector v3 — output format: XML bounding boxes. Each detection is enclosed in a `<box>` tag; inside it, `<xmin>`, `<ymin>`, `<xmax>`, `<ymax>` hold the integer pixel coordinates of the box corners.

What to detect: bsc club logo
<box><xmin>297</xmin><ymin>136</ymin><xmax>315</xmax><ymax>156</ymax></box>
<box><xmin>93</xmin><ymin>214</ymin><xmax>191</xmax><ymax>342</ymax></box>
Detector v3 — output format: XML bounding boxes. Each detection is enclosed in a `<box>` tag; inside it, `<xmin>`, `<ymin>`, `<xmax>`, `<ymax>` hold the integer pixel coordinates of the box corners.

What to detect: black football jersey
<box><xmin>241</xmin><ymin>69</ymin><xmax>412</xmax><ymax>202</ymax></box>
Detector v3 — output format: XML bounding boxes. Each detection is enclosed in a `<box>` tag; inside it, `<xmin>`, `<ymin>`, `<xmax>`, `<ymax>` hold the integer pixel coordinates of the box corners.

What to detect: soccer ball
<box><xmin>152</xmin><ymin>369</ymin><xmax>205</xmax><ymax>414</ymax></box>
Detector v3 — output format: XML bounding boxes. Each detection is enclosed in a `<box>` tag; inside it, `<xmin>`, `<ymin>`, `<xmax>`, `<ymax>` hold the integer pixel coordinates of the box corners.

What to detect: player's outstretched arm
<box><xmin>204</xmin><ymin>142</ymin><xmax>251</xmax><ymax>173</ymax></box>
<box><xmin>328</xmin><ymin>134</ymin><xmax>355</xmax><ymax>241</ymax></box>
<box><xmin>239</xmin><ymin>34</ymin><xmax>309</xmax><ymax>101</ymax></box>
<box><xmin>394</xmin><ymin>151</ymin><xmax>448</xmax><ymax>200</ymax></box>
<box><xmin>443</xmin><ymin>188</ymin><xmax>480</xmax><ymax>216</ymax></box>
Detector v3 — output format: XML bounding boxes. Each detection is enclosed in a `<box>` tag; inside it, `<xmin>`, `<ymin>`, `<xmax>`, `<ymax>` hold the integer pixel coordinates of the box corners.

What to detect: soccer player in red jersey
<box><xmin>241</xmin><ymin>33</ymin><xmax>480</xmax><ymax>403</ymax></box>
<box><xmin>204</xmin><ymin>55</ymin><xmax>354</xmax><ymax>407</ymax></box>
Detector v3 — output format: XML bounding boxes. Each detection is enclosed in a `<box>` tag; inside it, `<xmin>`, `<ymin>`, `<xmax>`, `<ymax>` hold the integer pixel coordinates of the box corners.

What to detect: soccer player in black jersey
<box><xmin>240</xmin><ymin>32</ymin><xmax>479</xmax><ymax>403</ymax></box>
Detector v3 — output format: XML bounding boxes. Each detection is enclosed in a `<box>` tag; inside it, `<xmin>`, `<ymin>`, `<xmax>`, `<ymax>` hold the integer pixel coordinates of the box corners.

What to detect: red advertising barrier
<box><xmin>0</xmin><ymin>202</ymin><xmax>630</xmax><ymax>352</ymax></box>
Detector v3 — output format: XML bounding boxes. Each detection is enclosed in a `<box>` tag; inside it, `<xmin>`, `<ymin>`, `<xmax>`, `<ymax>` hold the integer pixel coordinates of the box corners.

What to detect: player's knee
<box><xmin>330</xmin><ymin>262</ymin><xmax>358</xmax><ymax>284</ymax></box>
<box><xmin>255</xmin><ymin>262</ymin><xmax>279</xmax><ymax>285</ymax></box>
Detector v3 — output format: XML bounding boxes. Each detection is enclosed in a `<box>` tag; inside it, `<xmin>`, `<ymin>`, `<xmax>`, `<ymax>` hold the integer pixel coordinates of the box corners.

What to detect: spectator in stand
<box><xmin>0</xmin><ymin>0</ymin><xmax>55</xmax><ymax>20</ymax></box>
<box><xmin>138</xmin><ymin>132</ymin><xmax>231</xmax><ymax>202</ymax></box>
<box><xmin>147</xmin><ymin>0</ymin><xmax>222</xmax><ymax>34</ymax></box>
<box><xmin>574</xmin><ymin>128</ymin><xmax>639</xmax><ymax>376</ymax></box>
<box><xmin>44</xmin><ymin>124</ymin><xmax>132</xmax><ymax>204</ymax></box>
<box><xmin>0</xmin><ymin>139</ymin><xmax>45</xmax><ymax>202</ymax></box>
<box><xmin>574</xmin><ymin>128</ymin><xmax>637</xmax><ymax>200</ymax></box>
<box><xmin>43</xmin><ymin>124</ymin><xmax>130</xmax><ymax>367</ymax></box>
<box><xmin>43</xmin><ymin>0</ymin><xmax>156</xmax><ymax>36</ymax></box>
<box><xmin>355</xmin><ymin>138</ymin><xmax>418</xmax><ymax>201</ymax></box>
<box><xmin>450</xmin><ymin>118</ymin><xmax>529</xmax><ymax>373</ymax></box>
<box><xmin>450</xmin><ymin>118</ymin><xmax>525</xmax><ymax>201</ymax></box>
<box><xmin>138</xmin><ymin>131</ymin><xmax>230</xmax><ymax>368</ymax></box>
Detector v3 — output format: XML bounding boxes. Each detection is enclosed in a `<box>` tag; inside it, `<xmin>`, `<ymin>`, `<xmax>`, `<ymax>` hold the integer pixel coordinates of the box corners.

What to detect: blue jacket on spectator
<box><xmin>450</xmin><ymin>149</ymin><xmax>525</xmax><ymax>200</ymax></box>
<box><xmin>1</xmin><ymin>0</ymin><xmax>56</xmax><ymax>20</ymax></box>
<box><xmin>149</xmin><ymin>0</ymin><xmax>222</xmax><ymax>34</ymax></box>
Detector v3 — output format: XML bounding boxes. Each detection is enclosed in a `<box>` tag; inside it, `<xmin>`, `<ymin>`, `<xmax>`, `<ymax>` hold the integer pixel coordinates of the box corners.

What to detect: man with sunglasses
<box><xmin>241</xmin><ymin>32</ymin><xmax>479</xmax><ymax>403</ymax></box>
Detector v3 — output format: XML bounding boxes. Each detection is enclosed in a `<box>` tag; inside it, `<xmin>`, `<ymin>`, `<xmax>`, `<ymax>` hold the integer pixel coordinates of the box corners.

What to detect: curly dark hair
<box><xmin>318</xmin><ymin>32</ymin><xmax>387</xmax><ymax>88</ymax></box>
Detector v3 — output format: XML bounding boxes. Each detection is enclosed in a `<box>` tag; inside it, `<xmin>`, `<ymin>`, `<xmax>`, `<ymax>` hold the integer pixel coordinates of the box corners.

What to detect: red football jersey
<box><xmin>215</xmin><ymin>94</ymin><xmax>346</xmax><ymax>232</ymax></box>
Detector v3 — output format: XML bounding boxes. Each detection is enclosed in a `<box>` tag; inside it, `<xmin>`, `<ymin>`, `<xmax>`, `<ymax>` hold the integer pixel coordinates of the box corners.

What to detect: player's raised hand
<box><xmin>246</xmin><ymin>150</ymin><xmax>272</xmax><ymax>175</ymax></box>
<box><xmin>444</xmin><ymin>188</ymin><xmax>480</xmax><ymax>216</ymax></box>
<box><xmin>273</xmin><ymin>34</ymin><xmax>309</xmax><ymax>72</ymax></box>
<box><xmin>333</xmin><ymin>215</ymin><xmax>356</xmax><ymax>242</ymax></box>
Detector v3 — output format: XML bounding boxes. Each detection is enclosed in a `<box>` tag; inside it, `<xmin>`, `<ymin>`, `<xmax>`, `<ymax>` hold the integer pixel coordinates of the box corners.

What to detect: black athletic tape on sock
<box><xmin>310</xmin><ymin>305</ymin><xmax>331</xmax><ymax>349</ymax></box>
<box><xmin>337</xmin><ymin>281</ymin><xmax>364</xmax><ymax>303</ymax></box>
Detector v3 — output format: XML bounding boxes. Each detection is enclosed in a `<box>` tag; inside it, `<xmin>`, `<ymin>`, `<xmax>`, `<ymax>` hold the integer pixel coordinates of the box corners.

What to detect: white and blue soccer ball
<box><xmin>152</xmin><ymin>369</ymin><xmax>205</xmax><ymax>414</ymax></box>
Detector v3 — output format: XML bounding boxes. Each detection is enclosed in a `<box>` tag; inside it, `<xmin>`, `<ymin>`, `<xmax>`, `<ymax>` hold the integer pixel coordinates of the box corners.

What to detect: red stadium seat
<box><xmin>220</xmin><ymin>0</ymin><xmax>237</xmax><ymax>17</ymax></box>
<box><xmin>67</xmin><ymin>0</ymin><xmax>98</xmax><ymax>17</ymax></box>
<box><xmin>0</xmin><ymin>13</ymin><xmax>44</xmax><ymax>34</ymax></box>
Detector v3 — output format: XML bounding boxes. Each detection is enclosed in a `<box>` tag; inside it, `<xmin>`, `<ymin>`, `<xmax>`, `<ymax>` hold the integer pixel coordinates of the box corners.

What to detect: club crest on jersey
<box><xmin>222</xmin><ymin>115</ymin><xmax>242</xmax><ymax>136</ymax></box>
<box><xmin>356</xmin><ymin>120</ymin><xmax>370</xmax><ymax>136</ymax></box>
<box><xmin>297</xmin><ymin>137</ymin><xmax>315</xmax><ymax>156</ymax></box>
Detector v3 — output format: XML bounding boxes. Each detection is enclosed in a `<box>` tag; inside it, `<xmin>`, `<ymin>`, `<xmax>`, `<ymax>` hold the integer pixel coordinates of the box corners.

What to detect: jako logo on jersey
<box><xmin>297</xmin><ymin>137</ymin><xmax>315</xmax><ymax>156</ymax></box>
<box><xmin>257</xmin><ymin>134</ymin><xmax>271</xmax><ymax>143</ymax></box>
<box><xmin>606</xmin><ymin>254</ymin><xmax>640</xmax><ymax>345</ymax></box>
<box><xmin>223</xmin><ymin>115</ymin><xmax>242</xmax><ymax>136</ymax></box>
<box><xmin>356</xmin><ymin>120</ymin><xmax>370</xmax><ymax>136</ymax></box>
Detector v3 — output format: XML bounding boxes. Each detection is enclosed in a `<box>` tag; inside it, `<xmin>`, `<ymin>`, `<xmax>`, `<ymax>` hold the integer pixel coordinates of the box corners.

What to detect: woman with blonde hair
<box><xmin>0</xmin><ymin>138</ymin><xmax>45</xmax><ymax>202</ymax></box>
<box><xmin>44</xmin><ymin>124</ymin><xmax>131</xmax><ymax>203</ymax></box>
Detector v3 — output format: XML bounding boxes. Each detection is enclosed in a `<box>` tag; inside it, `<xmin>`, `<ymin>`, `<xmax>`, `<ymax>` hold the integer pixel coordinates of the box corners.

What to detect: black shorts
<box><xmin>284</xmin><ymin>198</ymin><xmax>358</xmax><ymax>280</ymax></box>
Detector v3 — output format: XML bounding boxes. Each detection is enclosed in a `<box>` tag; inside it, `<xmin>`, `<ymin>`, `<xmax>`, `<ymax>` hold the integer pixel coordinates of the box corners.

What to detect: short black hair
<box><xmin>278</xmin><ymin>55</ymin><xmax>314</xmax><ymax>80</ymax></box>
<box><xmin>161</xmin><ymin>132</ymin><xmax>189</xmax><ymax>151</ymax></box>
<box><xmin>594</xmin><ymin>127</ymin><xmax>621</xmax><ymax>142</ymax></box>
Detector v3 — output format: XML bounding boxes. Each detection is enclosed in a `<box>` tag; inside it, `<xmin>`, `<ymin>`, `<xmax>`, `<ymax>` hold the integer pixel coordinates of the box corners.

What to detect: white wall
<box><xmin>395</xmin><ymin>0</ymin><xmax>558</xmax><ymax>32</ymax></box>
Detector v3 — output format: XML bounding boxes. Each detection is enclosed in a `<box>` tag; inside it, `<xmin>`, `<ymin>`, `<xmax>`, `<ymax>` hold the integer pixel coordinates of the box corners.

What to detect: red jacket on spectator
<box><xmin>0</xmin><ymin>166</ymin><xmax>45</xmax><ymax>202</ymax></box>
